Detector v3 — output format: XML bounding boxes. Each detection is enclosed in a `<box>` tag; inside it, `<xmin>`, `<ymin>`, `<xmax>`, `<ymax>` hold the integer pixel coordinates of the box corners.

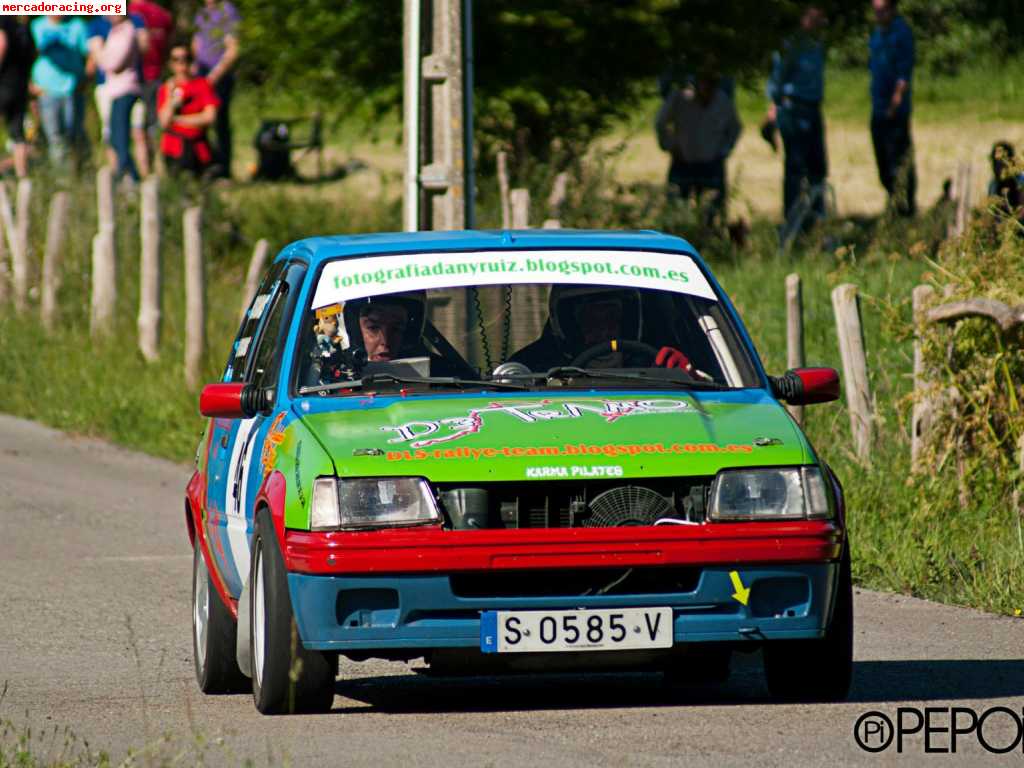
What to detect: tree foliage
<box><xmin>233</xmin><ymin>0</ymin><xmax>1023</xmax><ymax>165</ymax></box>
<box><xmin>235</xmin><ymin>0</ymin><xmax>811</xmax><ymax>165</ymax></box>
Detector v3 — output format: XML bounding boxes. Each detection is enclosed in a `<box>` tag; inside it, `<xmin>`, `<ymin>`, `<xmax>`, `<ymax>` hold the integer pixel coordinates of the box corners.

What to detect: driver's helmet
<box><xmin>548</xmin><ymin>284</ymin><xmax>643</xmax><ymax>352</ymax></box>
<box><xmin>340</xmin><ymin>290</ymin><xmax>428</xmax><ymax>359</ymax></box>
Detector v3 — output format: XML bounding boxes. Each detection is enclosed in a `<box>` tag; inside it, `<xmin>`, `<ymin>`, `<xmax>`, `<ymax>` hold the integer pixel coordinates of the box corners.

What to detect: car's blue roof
<box><xmin>275</xmin><ymin>229</ymin><xmax>701</xmax><ymax>266</ymax></box>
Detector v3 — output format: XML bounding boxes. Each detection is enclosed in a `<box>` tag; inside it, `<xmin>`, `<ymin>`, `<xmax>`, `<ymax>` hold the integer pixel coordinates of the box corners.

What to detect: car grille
<box><xmin>435</xmin><ymin>478</ymin><xmax>711</xmax><ymax>529</ymax></box>
<box><xmin>449</xmin><ymin>566</ymin><xmax>702</xmax><ymax>598</ymax></box>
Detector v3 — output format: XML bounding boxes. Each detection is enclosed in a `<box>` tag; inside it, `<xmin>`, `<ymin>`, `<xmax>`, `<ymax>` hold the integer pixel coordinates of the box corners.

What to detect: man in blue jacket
<box><xmin>869</xmin><ymin>0</ymin><xmax>916</xmax><ymax>216</ymax></box>
<box><xmin>767</xmin><ymin>4</ymin><xmax>828</xmax><ymax>230</ymax></box>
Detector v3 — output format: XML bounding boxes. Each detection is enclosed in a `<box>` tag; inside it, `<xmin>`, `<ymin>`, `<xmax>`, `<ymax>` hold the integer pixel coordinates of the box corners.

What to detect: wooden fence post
<box><xmin>785</xmin><ymin>273</ymin><xmax>805</xmax><ymax>425</ymax></box>
<box><xmin>951</xmin><ymin>162</ymin><xmax>973</xmax><ymax>238</ymax></box>
<box><xmin>0</xmin><ymin>200</ymin><xmax>8</xmax><ymax>307</ymax></box>
<box><xmin>239</xmin><ymin>238</ymin><xmax>270</xmax><ymax>322</ymax></box>
<box><xmin>137</xmin><ymin>178</ymin><xmax>161</xmax><ymax>362</ymax></box>
<box><xmin>831</xmin><ymin>283</ymin><xmax>873</xmax><ymax>464</ymax></box>
<box><xmin>911</xmin><ymin>284</ymin><xmax>936</xmax><ymax>473</ymax></box>
<box><xmin>90</xmin><ymin>231</ymin><xmax>116</xmax><ymax>338</ymax></box>
<box><xmin>547</xmin><ymin>171</ymin><xmax>569</xmax><ymax>220</ymax></box>
<box><xmin>8</xmin><ymin>179</ymin><xmax>30</xmax><ymax>311</ymax></box>
<box><xmin>1014</xmin><ymin>434</ymin><xmax>1024</xmax><ymax>555</ymax></box>
<box><xmin>0</xmin><ymin>184</ymin><xmax>14</xmax><ymax>309</ymax></box>
<box><xmin>510</xmin><ymin>188</ymin><xmax>530</xmax><ymax>228</ymax></box>
<box><xmin>496</xmin><ymin>151</ymin><xmax>511</xmax><ymax>229</ymax></box>
<box><xmin>184</xmin><ymin>207</ymin><xmax>205</xmax><ymax>390</ymax></box>
<box><xmin>39</xmin><ymin>191</ymin><xmax>69</xmax><ymax>325</ymax></box>
<box><xmin>97</xmin><ymin>165</ymin><xmax>115</xmax><ymax>242</ymax></box>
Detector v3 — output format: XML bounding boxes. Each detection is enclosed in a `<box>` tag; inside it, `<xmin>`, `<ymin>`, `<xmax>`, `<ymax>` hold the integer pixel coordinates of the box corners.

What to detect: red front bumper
<box><xmin>284</xmin><ymin>520</ymin><xmax>843</xmax><ymax>575</ymax></box>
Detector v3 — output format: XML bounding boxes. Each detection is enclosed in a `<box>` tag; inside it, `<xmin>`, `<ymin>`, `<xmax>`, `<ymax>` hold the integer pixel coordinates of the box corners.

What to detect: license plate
<box><xmin>480</xmin><ymin>607</ymin><xmax>673</xmax><ymax>653</ymax></box>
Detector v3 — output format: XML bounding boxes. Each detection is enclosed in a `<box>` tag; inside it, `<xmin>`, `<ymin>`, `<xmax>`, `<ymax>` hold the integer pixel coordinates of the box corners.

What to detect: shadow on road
<box><xmin>849</xmin><ymin>659</ymin><xmax>1024</xmax><ymax>703</ymax></box>
<box><xmin>327</xmin><ymin>657</ymin><xmax>1024</xmax><ymax>714</ymax></box>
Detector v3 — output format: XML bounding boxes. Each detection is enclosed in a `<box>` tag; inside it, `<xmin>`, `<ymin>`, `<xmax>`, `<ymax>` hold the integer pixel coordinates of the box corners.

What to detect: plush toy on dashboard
<box><xmin>313</xmin><ymin>303</ymin><xmax>345</xmax><ymax>358</ymax></box>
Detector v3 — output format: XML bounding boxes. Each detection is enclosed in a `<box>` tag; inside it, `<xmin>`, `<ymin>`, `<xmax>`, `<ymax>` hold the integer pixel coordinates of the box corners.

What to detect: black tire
<box><xmin>763</xmin><ymin>547</ymin><xmax>854</xmax><ymax>702</ymax></box>
<box><xmin>663</xmin><ymin>645</ymin><xmax>732</xmax><ymax>686</ymax></box>
<box><xmin>250</xmin><ymin>509</ymin><xmax>337</xmax><ymax>714</ymax></box>
<box><xmin>192</xmin><ymin>543</ymin><xmax>248</xmax><ymax>693</ymax></box>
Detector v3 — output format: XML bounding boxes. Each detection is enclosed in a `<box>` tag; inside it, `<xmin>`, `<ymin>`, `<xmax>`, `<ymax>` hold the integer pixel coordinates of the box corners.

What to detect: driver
<box><xmin>509</xmin><ymin>285</ymin><xmax>695</xmax><ymax>373</ymax></box>
<box><xmin>307</xmin><ymin>291</ymin><xmax>429</xmax><ymax>385</ymax></box>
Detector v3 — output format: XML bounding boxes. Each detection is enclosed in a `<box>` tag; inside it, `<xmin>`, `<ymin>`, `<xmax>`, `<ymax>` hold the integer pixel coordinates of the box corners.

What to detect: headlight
<box><xmin>310</xmin><ymin>476</ymin><xmax>440</xmax><ymax>531</ymax></box>
<box><xmin>708</xmin><ymin>467</ymin><xmax>832</xmax><ymax>521</ymax></box>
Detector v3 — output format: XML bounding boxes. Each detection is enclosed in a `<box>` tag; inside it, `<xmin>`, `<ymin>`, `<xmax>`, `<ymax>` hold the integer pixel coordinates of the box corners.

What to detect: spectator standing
<box><xmin>869</xmin><ymin>0</ymin><xmax>916</xmax><ymax>216</ymax></box>
<box><xmin>767</xmin><ymin>4</ymin><xmax>828</xmax><ymax>230</ymax></box>
<box><xmin>128</xmin><ymin>0</ymin><xmax>173</xmax><ymax>175</ymax></box>
<box><xmin>88</xmin><ymin>13</ymin><xmax>146</xmax><ymax>176</ymax></box>
<box><xmin>157</xmin><ymin>44</ymin><xmax>219</xmax><ymax>177</ymax></box>
<box><xmin>656</xmin><ymin>74</ymin><xmax>741</xmax><ymax>223</ymax></box>
<box><xmin>192</xmin><ymin>0</ymin><xmax>239</xmax><ymax>178</ymax></box>
<box><xmin>98</xmin><ymin>15</ymin><xmax>143</xmax><ymax>181</ymax></box>
<box><xmin>30</xmin><ymin>15</ymin><xmax>89</xmax><ymax>169</ymax></box>
<box><xmin>0</xmin><ymin>16</ymin><xmax>35</xmax><ymax>178</ymax></box>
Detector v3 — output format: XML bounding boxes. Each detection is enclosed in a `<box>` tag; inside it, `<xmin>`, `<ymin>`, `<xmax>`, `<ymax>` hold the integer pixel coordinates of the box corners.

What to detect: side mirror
<box><xmin>199</xmin><ymin>382</ymin><xmax>261</xmax><ymax>419</ymax></box>
<box><xmin>769</xmin><ymin>367</ymin><xmax>840</xmax><ymax>405</ymax></box>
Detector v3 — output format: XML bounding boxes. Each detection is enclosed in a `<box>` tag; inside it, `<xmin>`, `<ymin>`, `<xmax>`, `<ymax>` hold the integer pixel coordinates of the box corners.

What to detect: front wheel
<box><xmin>763</xmin><ymin>548</ymin><xmax>854</xmax><ymax>702</ymax></box>
<box><xmin>250</xmin><ymin>509</ymin><xmax>336</xmax><ymax>714</ymax></box>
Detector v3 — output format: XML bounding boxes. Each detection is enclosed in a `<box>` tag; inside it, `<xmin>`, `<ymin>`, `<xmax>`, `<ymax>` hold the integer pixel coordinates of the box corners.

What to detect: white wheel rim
<box><xmin>193</xmin><ymin>549</ymin><xmax>209</xmax><ymax>671</ymax></box>
<box><xmin>253</xmin><ymin>541</ymin><xmax>266</xmax><ymax>688</ymax></box>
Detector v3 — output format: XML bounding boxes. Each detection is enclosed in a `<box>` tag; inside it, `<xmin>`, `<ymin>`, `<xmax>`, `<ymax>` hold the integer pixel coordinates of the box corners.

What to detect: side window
<box><xmin>247</xmin><ymin>261</ymin><xmax>308</xmax><ymax>394</ymax></box>
<box><xmin>224</xmin><ymin>261</ymin><xmax>286</xmax><ymax>383</ymax></box>
<box><xmin>249</xmin><ymin>287</ymin><xmax>289</xmax><ymax>390</ymax></box>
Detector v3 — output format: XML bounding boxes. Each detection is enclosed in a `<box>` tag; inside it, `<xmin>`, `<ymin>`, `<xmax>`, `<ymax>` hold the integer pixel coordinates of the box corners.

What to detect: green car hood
<box><xmin>296</xmin><ymin>390</ymin><xmax>811</xmax><ymax>483</ymax></box>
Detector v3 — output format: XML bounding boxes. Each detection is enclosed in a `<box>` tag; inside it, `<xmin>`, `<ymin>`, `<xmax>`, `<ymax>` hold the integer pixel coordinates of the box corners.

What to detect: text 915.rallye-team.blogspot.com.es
<box><xmin>186</xmin><ymin>229</ymin><xmax>851</xmax><ymax>714</ymax></box>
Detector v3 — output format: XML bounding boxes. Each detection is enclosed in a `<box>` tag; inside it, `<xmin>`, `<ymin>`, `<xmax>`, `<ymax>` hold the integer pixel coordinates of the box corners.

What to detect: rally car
<box><xmin>186</xmin><ymin>229</ymin><xmax>851</xmax><ymax>714</ymax></box>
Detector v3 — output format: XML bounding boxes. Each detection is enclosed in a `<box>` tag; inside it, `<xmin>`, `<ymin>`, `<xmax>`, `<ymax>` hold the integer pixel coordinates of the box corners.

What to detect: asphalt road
<box><xmin>1</xmin><ymin>412</ymin><xmax>1023</xmax><ymax>767</ymax></box>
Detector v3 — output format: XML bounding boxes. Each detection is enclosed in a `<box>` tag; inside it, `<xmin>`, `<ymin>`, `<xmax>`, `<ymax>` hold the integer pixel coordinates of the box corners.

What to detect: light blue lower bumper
<box><xmin>288</xmin><ymin>563</ymin><xmax>839</xmax><ymax>652</ymax></box>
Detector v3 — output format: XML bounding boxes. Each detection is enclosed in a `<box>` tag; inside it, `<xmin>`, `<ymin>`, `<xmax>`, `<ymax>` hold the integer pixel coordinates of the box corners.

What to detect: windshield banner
<box><xmin>311</xmin><ymin>249</ymin><xmax>716</xmax><ymax>309</ymax></box>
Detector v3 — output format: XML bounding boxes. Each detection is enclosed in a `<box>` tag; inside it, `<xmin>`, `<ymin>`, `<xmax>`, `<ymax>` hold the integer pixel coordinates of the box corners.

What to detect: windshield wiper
<box><xmin>521</xmin><ymin>366</ymin><xmax>732</xmax><ymax>390</ymax></box>
<box><xmin>299</xmin><ymin>373</ymin><xmax>529</xmax><ymax>396</ymax></box>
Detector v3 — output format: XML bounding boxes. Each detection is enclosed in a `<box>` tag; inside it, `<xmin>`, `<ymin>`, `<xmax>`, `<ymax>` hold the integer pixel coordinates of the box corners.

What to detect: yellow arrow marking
<box><xmin>729</xmin><ymin>570</ymin><xmax>750</xmax><ymax>606</ymax></box>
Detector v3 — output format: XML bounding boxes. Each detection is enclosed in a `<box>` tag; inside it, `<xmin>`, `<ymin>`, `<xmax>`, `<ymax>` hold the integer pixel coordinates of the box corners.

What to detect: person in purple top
<box><xmin>192</xmin><ymin>0</ymin><xmax>239</xmax><ymax>178</ymax></box>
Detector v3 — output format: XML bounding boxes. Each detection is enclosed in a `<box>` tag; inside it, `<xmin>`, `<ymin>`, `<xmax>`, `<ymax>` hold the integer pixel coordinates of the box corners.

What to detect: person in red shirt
<box><xmin>157</xmin><ymin>44</ymin><xmax>219</xmax><ymax>176</ymax></box>
<box><xmin>128</xmin><ymin>0</ymin><xmax>173</xmax><ymax>174</ymax></box>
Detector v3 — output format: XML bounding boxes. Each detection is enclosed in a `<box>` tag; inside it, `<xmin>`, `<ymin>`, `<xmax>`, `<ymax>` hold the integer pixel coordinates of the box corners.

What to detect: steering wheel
<box><xmin>570</xmin><ymin>339</ymin><xmax>660</xmax><ymax>368</ymax></box>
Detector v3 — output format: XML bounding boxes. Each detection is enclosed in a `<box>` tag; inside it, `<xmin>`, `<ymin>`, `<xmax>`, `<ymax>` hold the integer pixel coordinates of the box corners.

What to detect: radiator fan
<box><xmin>583</xmin><ymin>485</ymin><xmax>673</xmax><ymax>527</ymax></box>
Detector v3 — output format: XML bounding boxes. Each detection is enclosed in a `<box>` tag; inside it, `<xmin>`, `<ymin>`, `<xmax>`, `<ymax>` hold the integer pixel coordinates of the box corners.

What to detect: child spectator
<box><xmin>157</xmin><ymin>44</ymin><xmax>219</xmax><ymax>177</ymax></box>
<box><xmin>30</xmin><ymin>15</ymin><xmax>89</xmax><ymax>169</ymax></box>
<box><xmin>88</xmin><ymin>13</ymin><xmax>146</xmax><ymax>178</ymax></box>
<box><xmin>192</xmin><ymin>0</ymin><xmax>239</xmax><ymax>178</ymax></box>
<box><xmin>0</xmin><ymin>16</ymin><xmax>35</xmax><ymax>177</ymax></box>
<box><xmin>98</xmin><ymin>15</ymin><xmax>143</xmax><ymax>181</ymax></box>
<box><xmin>128</xmin><ymin>0</ymin><xmax>173</xmax><ymax>175</ymax></box>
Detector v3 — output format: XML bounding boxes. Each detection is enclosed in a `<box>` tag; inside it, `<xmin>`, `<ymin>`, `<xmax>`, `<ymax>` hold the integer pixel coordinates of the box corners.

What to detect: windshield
<box><xmin>293</xmin><ymin>249</ymin><xmax>758</xmax><ymax>394</ymax></box>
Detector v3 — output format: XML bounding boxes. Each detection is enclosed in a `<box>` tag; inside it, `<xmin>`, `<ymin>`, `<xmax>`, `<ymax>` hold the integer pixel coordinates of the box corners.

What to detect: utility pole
<box><xmin>403</xmin><ymin>0</ymin><xmax>468</xmax><ymax>232</ymax></box>
<box><xmin>404</xmin><ymin>0</ymin><xmax>478</xmax><ymax>363</ymax></box>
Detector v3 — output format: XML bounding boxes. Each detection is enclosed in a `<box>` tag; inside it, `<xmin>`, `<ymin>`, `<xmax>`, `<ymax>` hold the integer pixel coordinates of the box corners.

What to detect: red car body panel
<box><xmin>283</xmin><ymin>520</ymin><xmax>843</xmax><ymax>576</ymax></box>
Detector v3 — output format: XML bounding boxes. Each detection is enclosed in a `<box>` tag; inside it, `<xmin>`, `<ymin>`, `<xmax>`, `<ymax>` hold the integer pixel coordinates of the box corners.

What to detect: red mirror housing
<box><xmin>770</xmin><ymin>367</ymin><xmax>840</xmax><ymax>405</ymax></box>
<box><xmin>199</xmin><ymin>382</ymin><xmax>258</xmax><ymax>419</ymax></box>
